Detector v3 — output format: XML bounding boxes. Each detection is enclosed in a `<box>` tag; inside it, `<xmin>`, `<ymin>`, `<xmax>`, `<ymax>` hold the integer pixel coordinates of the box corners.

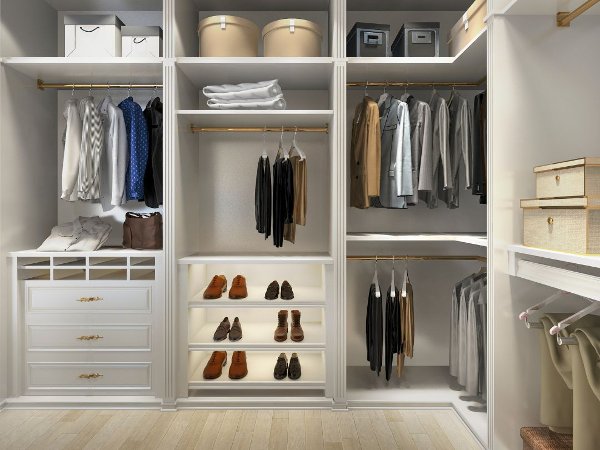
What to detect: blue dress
<box><xmin>118</xmin><ymin>97</ymin><xmax>149</xmax><ymax>201</ymax></box>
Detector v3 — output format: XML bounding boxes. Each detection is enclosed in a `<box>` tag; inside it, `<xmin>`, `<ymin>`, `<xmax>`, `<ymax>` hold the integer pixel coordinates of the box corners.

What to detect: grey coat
<box><xmin>422</xmin><ymin>92</ymin><xmax>450</xmax><ymax>209</ymax></box>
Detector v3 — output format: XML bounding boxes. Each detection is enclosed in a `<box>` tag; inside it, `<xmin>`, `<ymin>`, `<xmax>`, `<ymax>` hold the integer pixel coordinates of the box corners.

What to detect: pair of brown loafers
<box><xmin>274</xmin><ymin>310</ymin><xmax>304</xmax><ymax>342</ymax></box>
<box><xmin>202</xmin><ymin>350</ymin><xmax>248</xmax><ymax>380</ymax></box>
<box><xmin>273</xmin><ymin>353</ymin><xmax>301</xmax><ymax>380</ymax></box>
<box><xmin>203</xmin><ymin>275</ymin><xmax>248</xmax><ymax>299</ymax></box>
<box><xmin>265</xmin><ymin>280</ymin><xmax>294</xmax><ymax>300</ymax></box>
<box><xmin>213</xmin><ymin>317</ymin><xmax>242</xmax><ymax>341</ymax></box>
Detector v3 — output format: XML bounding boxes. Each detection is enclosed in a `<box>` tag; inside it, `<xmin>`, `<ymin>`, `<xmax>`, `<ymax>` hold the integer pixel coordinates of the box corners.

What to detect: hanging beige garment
<box><xmin>397</xmin><ymin>279</ymin><xmax>414</xmax><ymax>376</ymax></box>
<box><xmin>571</xmin><ymin>327</ymin><xmax>600</xmax><ymax>450</ymax></box>
<box><xmin>284</xmin><ymin>156</ymin><xmax>307</xmax><ymax>243</ymax></box>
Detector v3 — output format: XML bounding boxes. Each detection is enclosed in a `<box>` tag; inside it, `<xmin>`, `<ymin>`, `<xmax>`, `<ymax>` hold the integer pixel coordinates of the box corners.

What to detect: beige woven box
<box><xmin>521</xmin><ymin>197</ymin><xmax>600</xmax><ymax>254</ymax></box>
<box><xmin>534</xmin><ymin>157</ymin><xmax>600</xmax><ymax>199</ymax></box>
<box><xmin>447</xmin><ymin>0</ymin><xmax>487</xmax><ymax>57</ymax></box>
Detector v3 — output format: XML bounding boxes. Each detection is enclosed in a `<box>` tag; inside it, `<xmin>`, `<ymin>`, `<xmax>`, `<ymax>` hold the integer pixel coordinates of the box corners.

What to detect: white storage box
<box><xmin>122</xmin><ymin>26</ymin><xmax>163</xmax><ymax>58</ymax></box>
<box><xmin>64</xmin><ymin>15</ymin><xmax>124</xmax><ymax>57</ymax></box>
<box><xmin>262</xmin><ymin>19</ymin><xmax>322</xmax><ymax>57</ymax></box>
<box><xmin>198</xmin><ymin>15</ymin><xmax>259</xmax><ymax>57</ymax></box>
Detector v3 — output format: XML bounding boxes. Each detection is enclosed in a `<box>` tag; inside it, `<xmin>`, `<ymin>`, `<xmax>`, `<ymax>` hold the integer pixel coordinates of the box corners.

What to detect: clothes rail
<box><xmin>347</xmin><ymin>255</ymin><xmax>487</xmax><ymax>263</ymax></box>
<box><xmin>557</xmin><ymin>0</ymin><xmax>600</xmax><ymax>27</ymax></box>
<box><xmin>37</xmin><ymin>79</ymin><xmax>163</xmax><ymax>90</ymax></box>
<box><xmin>190</xmin><ymin>126</ymin><xmax>329</xmax><ymax>134</ymax></box>
<box><xmin>346</xmin><ymin>79</ymin><xmax>486</xmax><ymax>88</ymax></box>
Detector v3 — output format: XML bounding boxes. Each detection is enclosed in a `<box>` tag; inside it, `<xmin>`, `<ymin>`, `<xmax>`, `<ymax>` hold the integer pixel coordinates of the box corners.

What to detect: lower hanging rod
<box><xmin>190</xmin><ymin>125</ymin><xmax>329</xmax><ymax>134</ymax></box>
<box><xmin>37</xmin><ymin>79</ymin><xmax>162</xmax><ymax>91</ymax></box>
<box><xmin>347</xmin><ymin>80</ymin><xmax>485</xmax><ymax>88</ymax></box>
<box><xmin>557</xmin><ymin>0</ymin><xmax>600</xmax><ymax>27</ymax></box>
<box><xmin>347</xmin><ymin>255</ymin><xmax>487</xmax><ymax>262</ymax></box>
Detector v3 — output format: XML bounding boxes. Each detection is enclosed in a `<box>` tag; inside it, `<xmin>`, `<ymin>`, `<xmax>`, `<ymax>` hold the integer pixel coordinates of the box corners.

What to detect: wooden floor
<box><xmin>0</xmin><ymin>408</ymin><xmax>482</xmax><ymax>450</ymax></box>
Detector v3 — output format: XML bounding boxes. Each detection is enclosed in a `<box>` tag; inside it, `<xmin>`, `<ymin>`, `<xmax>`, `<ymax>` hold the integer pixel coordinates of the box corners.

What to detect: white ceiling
<box><xmin>45</xmin><ymin>0</ymin><xmax>163</xmax><ymax>12</ymax></box>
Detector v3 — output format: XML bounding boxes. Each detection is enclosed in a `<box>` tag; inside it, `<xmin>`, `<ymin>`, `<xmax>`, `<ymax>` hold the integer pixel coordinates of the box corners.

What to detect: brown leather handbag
<box><xmin>123</xmin><ymin>212</ymin><xmax>162</xmax><ymax>249</ymax></box>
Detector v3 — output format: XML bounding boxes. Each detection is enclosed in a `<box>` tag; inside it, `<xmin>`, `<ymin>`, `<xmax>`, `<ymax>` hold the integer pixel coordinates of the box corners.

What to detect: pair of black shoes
<box><xmin>274</xmin><ymin>352</ymin><xmax>301</xmax><ymax>380</ymax></box>
<box><xmin>265</xmin><ymin>280</ymin><xmax>294</xmax><ymax>300</ymax></box>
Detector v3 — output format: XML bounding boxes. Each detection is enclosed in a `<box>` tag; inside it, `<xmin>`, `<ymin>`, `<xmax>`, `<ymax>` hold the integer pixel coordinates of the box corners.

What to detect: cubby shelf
<box><xmin>501</xmin><ymin>0</ymin><xmax>600</xmax><ymax>15</ymax></box>
<box><xmin>346</xmin><ymin>232</ymin><xmax>488</xmax><ymax>247</ymax></box>
<box><xmin>2</xmin><ymin>57</ymin><xmax>163</xmax><ymax>84</ymax></box>
<box><xmin>177</xmin><ymin>110</ymin><xmax>333</xmax><ymax>129</ymax></box>
<box><xmin>176</xmin><ymin>57</ymin><xmax>334</xmax><ymax>90</ymax></box>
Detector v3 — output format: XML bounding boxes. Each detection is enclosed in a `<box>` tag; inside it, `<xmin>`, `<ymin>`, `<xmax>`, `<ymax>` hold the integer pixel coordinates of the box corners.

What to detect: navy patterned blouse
<box><xmin>118</xmin><ymin>97</ymin><xmax>149</xmax><ymax>201</ymax></box>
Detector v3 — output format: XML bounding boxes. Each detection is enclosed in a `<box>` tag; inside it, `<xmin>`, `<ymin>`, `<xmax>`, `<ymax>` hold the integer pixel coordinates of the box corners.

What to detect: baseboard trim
<box><xmin>2</xmin><ymin>396</ymin><xmax>162</xmax><ymax>409</ymax></box>
<box><xmin>176</xmin><ymin>397</ymin><xmax>334</xmax><ymax>409</ymax></box>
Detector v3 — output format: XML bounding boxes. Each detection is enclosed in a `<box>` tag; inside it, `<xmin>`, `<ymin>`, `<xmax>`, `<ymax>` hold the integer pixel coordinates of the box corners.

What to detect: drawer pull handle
<box><xmin>547</xmin><ymin>217</ymin><xmax>554</xmax><ymax>225</ymax></box>
<box><xmin>77</xmin><ymin>296</ymin><xmax>103</xmax><ymax>303</ymax></box>
<box><xmin>79</xmin><ymin>373</ymin><xmax>103</xmax><ymax>380</ymax></box>
<box><xmin>76</xmin><ymin>335</ymin><xmax>104</xmax><ymax>341</ymax></box>
<box><xmin>555</xmin><ymin>175</ymin><xmax>560</xmax><ymax>183</ymax></box>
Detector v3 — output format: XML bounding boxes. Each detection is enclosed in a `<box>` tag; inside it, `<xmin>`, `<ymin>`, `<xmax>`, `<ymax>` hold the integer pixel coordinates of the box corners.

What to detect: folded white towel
<box><xmin>203</xmin><ymin>80</ymin><xmax>282</xmax><ymax>101</ymax></box>
<box><xmin>207</xmin><ymin>95</ymin><xmax>287</xmax><ymax>110</ymax></box>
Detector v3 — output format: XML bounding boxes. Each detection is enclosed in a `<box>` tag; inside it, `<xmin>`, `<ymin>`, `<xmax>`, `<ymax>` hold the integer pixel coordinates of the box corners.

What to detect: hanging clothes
<box><xmin>422</xmin><ymin>92</ymin><xmax>450</xmax><ymax>209</ymax></box>
<box><xmin>119</xmin><ymin>97</ymin><xmax>149</xmax><ymax>201</ymax></box>
<box><xmin>472</xmin><ymin>91</ymin><xmax>487</xmax><ymax>204</ymax></box>
<box><xmin>450</xmin><ymin>272</ymin><xmax>481</xmax><ymax>377</ymax></box>
<box><xmin>443</xmin><ymin>91</ymin><xmax>473</xmax><ymax>209</ymax></box>
<box><xmin>272</xmin><ymin>153</ymin><xmax>294</xmax><ymax>248</ymax></box>
<box><xmin>400</xmin><ymin>94</ymin><xmax>433</xmax><ymax>206</ymax></box>
<box><xmin>78</xmin><ymin>96</ymin><xmax>104</xmax><ymax>201</ymax></box>
<box><xmin>398</xmin><ymin>275</ymin><xmax>414</xmax><ymax>377</ymax></box>
<box><xmin>98</xmin><ymin>96</ymin><xmax>128</xmax><ymax>206</ymax></box>
<box><xmin>375</xmin><ymin>95</ymin><xmax>412</xmax><ymax>209</ymax></box>
<box><xmin>61</xmin><ymin>98</ymin><xmax>82</xmax><ymax>202</ymax></box>
<box><xmin>366</xmin><ymin>283</ymin><xmax>383</xmax><ymax>376</ymax></box>
<box><xmin>255</xmin><ymin>155</ymin><xmax>272</xmax><ymax>240</ymax></box>
<box><xmin>284</xmin><ymin>155</ymin><xmax>307</xmax><ymax>243</ymax></box>
<box><xmin>457</xmin><ymin>275</ymin><xmax>486</xmax><ymax>387</ymax></box>
<box><xmin>466</xmin><ymin>286</ymin><xmax>484</xmax><ymax>396</ymax></box>
<box><xmin>143</xmin><ymin>97</ymin><xmax>163</xmax><ymax>208</ymax></box>
<box><xmin>350</xmin><ymin>96</ymin><xmax>381</xmax><ymax>209</ymax></box>
<box><xmin>384</xmin><ymin>286</ymin><xmax>401</xmax><ymax>381</ymax></box>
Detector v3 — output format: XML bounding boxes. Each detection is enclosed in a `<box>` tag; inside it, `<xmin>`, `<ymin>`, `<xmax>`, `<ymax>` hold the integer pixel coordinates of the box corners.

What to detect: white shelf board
<box><xmin>189</xmin><ymin>322</ymin><xmax>325</xmax><ymax>351</ymax></box>
<box><xmin>176</xmin><ymin>58</ymin><xmax>334</xmax><ymax>90</ymax></box>
<box><xmin>347</xmin><ymin>28</ymin><xmax>486</xmax><ymax>84</ymax></box>
<box><xmin>44</xmin><ymin>0</ymin><xmax>163</xmax><ymax>10</ymax></box>
<box><xmin>3</xmin><ymin>57</ymin><xmax>163</xmax><ymax>84</ymax></box>
<box><xmin>189</xmin><ymin>352</ymin><xmax>325</xmax><ymax>389</ymax></box>
<box><xmin>346</xmin><ymin>233</ymin><xmax>487</xmax><ymax>247</ymax></box>
<box><xmin>179</xmin><ymin>254</ymin><xmax>334</xmax><ymax>265</ymax></box>
<box><xmin>508</xmin><ymin>244</ymin><xmax>600</xmax><ymax>269</ymax></box>
<box><xmin>195</xmin><ymin>0</ymin><xmax>329</xmax><ymax>10</ymax></box>
<box><xmin>502</xmin><ymin>0</ymin><xmax>600</xmax><ymax>15</ymax></box>
<box><xmin>347</xmin><ymin>0</ymin><xmax>473</xmax><ymax>10</ymax></box>
<box><xmin>11</xmin><ymin>248</ymin><xmax>163</xmax><ymax>258</ymax></box>
<box><xmin>189</xmin><ymin>285</ymin><xmax>326</xmax><ymax>308</ymax></box>
<box><xmin>177</xmin><ymin>110</ymin><xmax>333</xmax><ymax>129</ymax></box>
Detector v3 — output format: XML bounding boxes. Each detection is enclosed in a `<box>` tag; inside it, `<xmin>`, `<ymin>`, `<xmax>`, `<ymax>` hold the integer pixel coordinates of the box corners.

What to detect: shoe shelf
<box><xmin>179</xmin><ymin>254</ymin><xmax>334</xmax><ymax>265</ymax></box>
<box><xmin>188</xmin><ymin>322</ymin><xmax>326</xmax><ymax>351</ymax></box>
<box><xmin>189</xmin><ymin>285</ymin><xmax>326</xmax><ymax>308</ymax></box>
<box><xmin>188</xmin><ymin>351</ymin><xmax>326</xmax><ymax>390</ymax></box>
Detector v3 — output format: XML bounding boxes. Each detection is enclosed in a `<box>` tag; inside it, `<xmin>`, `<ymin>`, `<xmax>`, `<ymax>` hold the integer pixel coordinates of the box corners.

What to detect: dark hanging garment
<box><xmin>143</xmin><ymin>97</ymin><xmax>163</xmax><ymax>208</ymax></box>
<box><xmin>366</xmin><ymin>283</ymin><xmax>383</xmax><ymax>375</ymax></box>
<box><xmin>272</xmin><ymin>157</ymin><xmax>294</xmax><ymax>248</ymax></box>
<box><xmin>385</xmin><ymin>287</ymin><xmax>401</xmax><ymax>381</ymax></box>
<box><xmin>254</xmin><ymin>156</ymin><xmax>271</xmax><ymax>239</ymax></box>
<box><xmin>471</xmin><ymin>91</ymin><xmax>487</xmax><ymax>204</ymax></box>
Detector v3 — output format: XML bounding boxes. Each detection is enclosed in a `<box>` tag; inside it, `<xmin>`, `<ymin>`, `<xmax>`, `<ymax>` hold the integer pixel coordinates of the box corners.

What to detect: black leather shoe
<box><xmin>265</xmin><ymin>281</ymin><xmax>279</xmax><ymax>300</ymax></box>
<box><xmin>274</xmin><ymin>353</ymin><xmax>288</xmax><ymax>380</ymax></box>
<box><xmin>288</xmin><ymin>353</ymin><xmax>301</xmax><ymax>380</ymax></box>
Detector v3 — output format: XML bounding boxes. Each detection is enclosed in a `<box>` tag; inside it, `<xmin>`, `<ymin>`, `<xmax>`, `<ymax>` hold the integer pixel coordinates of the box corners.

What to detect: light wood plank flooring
<box><xmin>0</xmin><ymin>409</ymin><xmax>482</xmax><ymax>450</ymax></box>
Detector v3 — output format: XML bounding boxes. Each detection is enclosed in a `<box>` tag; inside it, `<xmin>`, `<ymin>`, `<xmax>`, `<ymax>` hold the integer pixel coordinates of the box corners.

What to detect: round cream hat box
<box><xmin>198</xmin><ymin>15</ymin><xmax>259</xmax><ymax>57</ymax></box>
<box><xmin>262</xmin><ymin>18</ymin><xmax>322</xmax><ymax>57</ymax></box>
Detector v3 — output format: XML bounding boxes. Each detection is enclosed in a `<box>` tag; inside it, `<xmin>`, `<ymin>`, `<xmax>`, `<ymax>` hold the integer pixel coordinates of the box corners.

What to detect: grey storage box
<box><xmin>347</xmin><ymin>22</ymin><xmax>390</xmax><ymax>57</ymax></box>
<box><xmin>392</xmin><ymin>22</ymin><xmax>440</xmax><ymax>57</ymax></box>
<box><xmin>122</xmin><ymin>26</ymin><xmax>163</xmax><ymax>57</ymax></box>
<box><xmin>64</xmin><ymin>14</ymin><xmax>124</xmax><ymax>57</ymax></box>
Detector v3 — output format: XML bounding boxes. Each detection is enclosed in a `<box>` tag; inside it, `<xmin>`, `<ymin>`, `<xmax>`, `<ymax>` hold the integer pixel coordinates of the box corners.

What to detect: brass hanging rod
<box><xmin>347</xmin><ymin>78</ymin><xmax>486</xmax><ymax>88</ymax></box>
<box><xmin>37</xmin><ymin>79</ymin><xmax>162</xmax><ymax>91</ymax></box>
<box><xmin>347</xmin><ymin>255</ymin><xmax>487</xmax><ymax>262</ymax></box>
<box><xmin>190</xmin><ymin>126</ymin><xmax>329</xmax><ymax>134</ymax></box>
<box><xmin>557</xmin><ymin>0</ymin><xmax>600</xmax><ymax>27</ymax></box>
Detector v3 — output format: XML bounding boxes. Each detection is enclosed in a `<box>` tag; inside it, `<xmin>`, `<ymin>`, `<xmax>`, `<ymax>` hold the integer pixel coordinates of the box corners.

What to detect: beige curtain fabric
<box><xmin>284</xmin><ymin>156</ymin><xmax>307</xmax><ymax>243</ymax></box>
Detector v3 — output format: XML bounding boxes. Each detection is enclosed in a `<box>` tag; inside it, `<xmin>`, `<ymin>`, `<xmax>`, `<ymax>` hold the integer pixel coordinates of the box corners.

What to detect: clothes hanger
<box><xmin>377</xmin><ymin>82</ymin><xmax>390</xmax><ymax>107</ymax></box>
<box><xmin>128</xmin><ymin>82</ymin><xmax>132</xmax><ymax>98</ymax></box>
<box><xmin>372</xmin><ymin>256</ymin><xmax>381</xmax><ymax>298</ymax></box>
<box><xmin>518</xmin><ymin>291</ymin><xmax>566</xmax><ymax>328</ymax></box>
<box><xmin>401</xmin><ymin>256</ymin><xmax>409</xmax><ymax>298</ymax></box>
<box><xmin>261</xmin><ymin>126</ymin><xmax>268</xmax><ymax>160</ymax></box>
<box><xmin>71</xmin><ymin>84</ymin><xmax>75</xmax><ymax>97</ymax></box>
<box><xmin>390</xmin><ymin>256</ymin><xmax>396</xmax><ymax>298</ymax></box>
<box><xmin>276</xmin><ymin>126</ymin><xmax>284</xmax><ymax>159</ymax></box>
<box><xmin>364</xmin><ymin>81</ymin><xmax>369</xmax><ymax>97</ymax></box>
<box><xmin>289</xmin><ymin>127</ymin><xmax>307</xmax><ymax>160</ymax></box>
<box><xmin>549</xmin><ymin>299</ymin><xmax>600</xmax><ymax>336</ymax></box>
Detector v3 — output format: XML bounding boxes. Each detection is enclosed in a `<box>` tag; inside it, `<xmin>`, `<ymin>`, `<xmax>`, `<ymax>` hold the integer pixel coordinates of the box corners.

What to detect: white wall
<box><xmin>490</xmin><ymin>13</ymin><xmax>600</xmax><ymax>450</ymax></box>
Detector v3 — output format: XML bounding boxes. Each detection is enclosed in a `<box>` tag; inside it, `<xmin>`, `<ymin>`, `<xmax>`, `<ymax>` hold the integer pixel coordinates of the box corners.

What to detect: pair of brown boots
<box><xmin>203</xmin><ymin>275</ymin><xmax>248</xmax><ymax>299</ymax></box>
<box><xmin>202</xmin><ymin>351</ymin><xmax>247</xmax><ymax>380</ymax></box>
<box><xmin>274</xmin><ymin>310</ymin><xmax>304</xmax><ymax>342</ymax></box>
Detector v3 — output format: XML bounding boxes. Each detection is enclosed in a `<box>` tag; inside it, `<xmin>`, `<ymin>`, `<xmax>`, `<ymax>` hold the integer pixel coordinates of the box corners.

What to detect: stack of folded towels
<box><xmin>203</xmin><ymin>79</ymin><xmax>286</xmax><ymax>110</ymax></box>
<box><xmin>38</xmin><ymin>216</ymin><xmax>112</xmax><ymax>252</ymax></box>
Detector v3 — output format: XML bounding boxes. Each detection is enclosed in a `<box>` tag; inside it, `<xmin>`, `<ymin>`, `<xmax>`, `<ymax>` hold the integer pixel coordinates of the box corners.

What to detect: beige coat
<box><xmin>350</xmin><ymin>97</ymin><xmax>381</xmax><ymax>209</ymax></box>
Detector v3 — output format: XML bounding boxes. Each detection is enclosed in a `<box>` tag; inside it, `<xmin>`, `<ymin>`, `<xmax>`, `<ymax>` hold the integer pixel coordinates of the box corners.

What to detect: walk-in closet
<box><xmin>2</xmin><ymin>0</ymin><xmax>600</xmax><ymax>449</ymax></box>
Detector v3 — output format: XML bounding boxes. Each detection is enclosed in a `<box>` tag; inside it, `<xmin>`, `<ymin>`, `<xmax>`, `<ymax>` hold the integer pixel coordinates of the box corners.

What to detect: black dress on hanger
<box><xmin>385</xmin><ymin>286</ymin><xmax>401</xmax><ymax>381</ymax></box>
<box><xmin>272</xmin><ymin>155</ymin><xmax>294</xmax><ymax>248</ymax></box>
<box><xmin>143</xmin><ymin>97</ymin><xmax>163</xmax><ymax>208</ymax></box>
<box><xmin>255</xmin><ymin>156</ymin><xmax>271</xmax><ymax>239</ymax></box>
<box><xmin>366</xmin><ymin>283</ymin><xmax>383</xmax><ymax>375</ymax></box>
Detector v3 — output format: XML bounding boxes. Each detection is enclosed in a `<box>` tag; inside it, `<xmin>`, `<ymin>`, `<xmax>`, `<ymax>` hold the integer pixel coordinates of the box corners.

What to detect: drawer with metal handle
<box><xmin>27</xmin><ymin>363</ymin><xmax>151</xmax><ymax>389</ymax></box>
<box><xmin>27</xmin><ymin>325</ymin><xmax>151</xmax><ymax>350</ymax></box>
<box><xmin>27</xmin><ymin>286</ymin><xmax>151</xmax><ymax>313</ymax></box>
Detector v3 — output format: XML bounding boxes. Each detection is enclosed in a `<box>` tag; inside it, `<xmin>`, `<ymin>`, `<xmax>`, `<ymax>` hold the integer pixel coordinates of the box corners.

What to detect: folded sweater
<box><xmin>37</xmin><ymin>216</ymin><xmax>112</xmax><ymax>252</ymax></box>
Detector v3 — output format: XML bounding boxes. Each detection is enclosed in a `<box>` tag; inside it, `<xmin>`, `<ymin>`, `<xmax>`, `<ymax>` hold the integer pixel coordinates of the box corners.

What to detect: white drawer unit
<box><xmin>27</xmin><ymin>325</ymin><xmax>152</xmax><ymax>351</ymax></box>
<box><xmin>27</xmin><ymin>363</ymin><xmax>151</xmax><ymax>389</ymax></box>
<box><xmin>27</xmin><ymin>286</ymin><xmax>152</xmax><ymax>313</ymax></box>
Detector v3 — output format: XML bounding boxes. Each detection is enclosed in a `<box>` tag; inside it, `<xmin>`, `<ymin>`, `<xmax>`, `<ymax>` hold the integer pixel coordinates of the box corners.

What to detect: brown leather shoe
<box><xmin>265</xmin><ymin>281</ymin><xmax>279</xmax><ymax>300</ymax></box>
<box><xmin>281</xmin><ymin>280</ymin><xmax>294</xmax><ymax>300</ymax></box>
<box><xmin>290</xmin><ymin>310</ymin><xmax>304</xmax><ymax>342</ymax></box>
<box><xmin>229</xmin><ymin>351</ymin><xmax>248</xmax><ymax>379</ymax></box>
<box><xmin>274</xmin><ymin>310</ymin><xmax>288</xmax><ymax>342</ymax></box>
<box><xmin>229</xmin><ymin>317</ymin><xmax>242</xmax><ymax>341</ymax></box>
<box><xmin>203</xmin><ymin>275</ymin><xmax>227</xmax><ymax>299</ymax></box>
<box><xmin>229</xmin><ymin>275</ymin><xmax>248</xmax><ymax>299</ymax></box>
<box><xmin>203</xmin><ymin>351</ymin><xmax>227</xmax><ymax>379</ymax></box>
<box><xmin>213</xmin><ymin>317</ymin><xmax>230</xmax><ymax>341</ymax></box>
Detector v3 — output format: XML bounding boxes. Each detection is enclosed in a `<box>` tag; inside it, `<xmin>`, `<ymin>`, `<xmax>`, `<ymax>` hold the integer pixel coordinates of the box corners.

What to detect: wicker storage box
<box><xmin>521</xmin><ymin>197</ymin><xmax>600</xmax><ymax>254</ymax></box>
<box><xmin>262</xmin><ymin>19</ymin><xmax>322</xmax><ymax>57</ymax></box>
<box><xmin>534</xmin><ymin>157</ymin><xmax>600</xmax><ymax>199</ymax></box>
<box><xmin>198</xmin><ymin>16</ymin><xmax>259</xmax><ymax>57</ymax></box>
<box><xmin>447</xmin><ymin>0</ymin><xmax>487</xmax><ymax>57</ymax></box>
<box><xmin>520</xmin><ymin>427</ymin><xmax>572</xmax><ymax>450</ymax></box>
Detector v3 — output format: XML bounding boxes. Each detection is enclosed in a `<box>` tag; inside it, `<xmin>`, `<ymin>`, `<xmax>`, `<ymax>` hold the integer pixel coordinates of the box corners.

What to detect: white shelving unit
<box><xmin>346</xmin><ymin>232</ymin><xmax>488</xmax><ymax>247</ymax></box>
<box><xmin>177</xmin><ymin>110</ymin><xmax>333</xmax><ymax>129</ymax></box>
